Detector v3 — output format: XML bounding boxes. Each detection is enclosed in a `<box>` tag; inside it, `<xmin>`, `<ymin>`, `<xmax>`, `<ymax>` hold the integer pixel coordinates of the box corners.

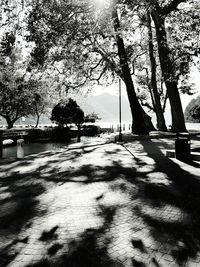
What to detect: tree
<box><xmin>148</xmin><ymin>0</ymin><xmax>188</xmax><ymax>132</ymax></box>
<box><xmin>84</xmin><ymin>112</ymin><xmax>101</xmax><ymax>123</ymax></box>
<box><xmin>23</xmin><ymin>0</ymin><xmax>199</xmax><ymax>133</ymax></box>
<box><xmin>185</xmin><ymin>95</ymin><xmax>200</xmax><ymax>122</ymax></box>
<box><xmin>124</xmin><ymin>0</ymin><xmax>199</xmax><ymax>132</ymax></box>
<box><xmin>111</xmin><ymin>4</ymin><xmax>155</xmax><ymax>134</ymax></box>
<box><xmin>129</xmin><ymin>8</ymin><xmax>168</xmax><ymax>131</ymax></box>
<box><xmin>129</xmin><ymin>0</ymin><xmax>199</xmax><ymax>131</ymax></box>
<box><xmin>0</xmin><ymin>5</ymin><xmax>40</xmax><ymax>129</ymax></box>
<box><xmin>28</xmin><ymin>78</ymin><xmax>60</xmax><ymax>128</ymax></box>
<box><xmin>0</xmin><ymin>1</ymin><xmax>66</xmax><ymax>129</ymax></box>
<box><xmin>27</xmin><ymin>0</ymin><xmax>156</xmax><ymax>134</ymax></box>
<box><xmin>0</xmin><ymin>30</ymin><xmax>52</xmax><ymax>129</ymax></box>
<box><xmin>32</xmin><ymin>92</ymin><xmax>46</xmax><ymax>128</ymax></box>
<box><xmin>0</xmin><ymin>37</ymin><xmax>36</xmax><ymax>129</ymax></box>
<box><xmin>0</xmin><ymin>78</ymin><xmax>36</xmax><ymax>129</ymax></box>
<box><xmin>51</xmin><ymin>98</ymin><xmax>85</xmax><ymax>142</ymax></box>
<box><xmin>146</xmin><ymin>10</ymin><xmax>168</xmax><ymax>131</ymax></box>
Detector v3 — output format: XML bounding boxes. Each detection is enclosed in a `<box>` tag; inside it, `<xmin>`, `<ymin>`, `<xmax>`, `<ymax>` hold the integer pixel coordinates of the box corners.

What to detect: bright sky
<box><xmin>92</xmin><ymin>67</ymin><xmax>200</xmax><ymax>100</ymax></box>
<box><xmin>90</xmin><ymin>66</ymin><xmax>200</xmax><ymax>125</ymax></box>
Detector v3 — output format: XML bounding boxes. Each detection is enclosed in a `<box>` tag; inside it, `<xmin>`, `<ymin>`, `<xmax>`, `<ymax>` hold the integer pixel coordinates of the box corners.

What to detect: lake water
<box><xmin>3</xmin><ymin>142</ymin><xmax>68</xmax><ymax>159</ymax></box>
<box><xmin>97</xmin><ymin>122</ymin><xmax>200</xmax><ymax>131</ymax></box>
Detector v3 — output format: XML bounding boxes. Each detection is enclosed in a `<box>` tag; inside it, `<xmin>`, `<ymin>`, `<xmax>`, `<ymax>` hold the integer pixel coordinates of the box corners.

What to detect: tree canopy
<box><xmin>0</xmin><ymin>24</ymin><xmax>57</xmax><ymax>128</ymax></box>
<box><xmin>0</xmin><ymin>0</ymin><xmax>200</xmax><ymax>132</ymax></box>
<box><xmin>84</xmin><ymin>112</ymin><xmax>101</xmax><ymax>123</ymax></box>
<box><xmin>51</xmin><ymin>98</ymin><xmax>85</xmax><ymax>126</ymax></box>
<box><xmin>185</xmin><ymin>95</ymin><xmax>200</xmax><ymax>122</ymax></box>
<box><xmin>0</xmin><ymin>78</ymin><xmax>34</xmax><ymax>129</ymax></box>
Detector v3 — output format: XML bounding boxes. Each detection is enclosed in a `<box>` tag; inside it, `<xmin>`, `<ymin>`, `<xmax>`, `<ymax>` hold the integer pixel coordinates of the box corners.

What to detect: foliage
<box><xmin>82</xmin><ymin>125</ymin><xmax>101</xmax><ymax>136</ymax></box>
<box><xmin>0</xmin><ymin>11</ymin><xmax>39</xmax><ymax>128</ymax></box>
<box><xmin>166</xmin><ymin>1</ymin><xmax>200</xmax><ymax>69</ymax></box>
<box><xmin>50</xmin><ymin>126</ymin><xmax>71</xmax><ymax>142</ymax></box>
<box><xmin>25</xmin><ymin>1</ymin><xmax>160</xmax><ymax>132</ymax></box>
<box><xmin>0</xmin><ymin>7</ymin><xmax>61</xmax><ymax>128</ymax></box>
<box><xmin>185</xmin><ymin>95</ymin><xmax>200</xmax><ymax>122</ymax></box>
<box><xmin>25</xmin><ymin>127</ymin><xmax>71</xmax><ymax>142</ymax></box>
<box><xmin>165</xmin><ymin>0</ymin><xmax>200</xmax><ymax>94</ymax></box>
<box><xmin>27</xmin><ymin>0</ymin><xmax>95</xmax><ymax>90</ymax></box>
<box><xmin>0</xmin><ymin>71</ymin><xmax>36</xmax><ymax>128</ymax></box>
<box><xmin>51</xmin><ymin>98</ymin><xmax>85</xmax><ymax>126</ymax></box>
<box><xmin>84</xmin><ymin>112</ymin><xmax>101</xmax><ymax>123</ymax></box>
<box><xmin>26</xmin><ymin>128</ymin><xmax>48</xmax><ymax>142</ymax></box>
<box><xmin>2</xmin><ymin>0</ymin><xmax>200</xmax><ymax>133</ymax></box>
<box><xmin>28</xmin><ymin>79</ymin><xmax>59</xmax><ymax>127</ymax></box>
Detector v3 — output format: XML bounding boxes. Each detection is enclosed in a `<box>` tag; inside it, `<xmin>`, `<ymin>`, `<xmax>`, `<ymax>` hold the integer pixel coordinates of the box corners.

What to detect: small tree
<box><xmin>51</xmin><ymin>98</ymin><xmax>84</xmax><ymax>142</ymax></box>
<box><xmin>0</xmin><ymin>79</ymin><xmax>35</xmax><ymax>129</ymax></box>
<box><xmin>0</xmin><ymin>31</ymin><xmax>36</xmax><ymax>128</ymax></box>
<box><xmin>185</xmin><ymin>96</ymin><xmax>200</xmax><ymax>123</ymax></box>
<box><xmin>33</xmin><ymin>92</ymin><xmax>45</xmax><ymax>128</ymax></box>
<box><xmin>29</xmin><ymin>79</ymin><xmax>56</xmax><ymax>128</ymax></box>
<box><xmin>84</xmin><ymin>112</ymin><xmax>101</xmax><ymax>123</ymax></box>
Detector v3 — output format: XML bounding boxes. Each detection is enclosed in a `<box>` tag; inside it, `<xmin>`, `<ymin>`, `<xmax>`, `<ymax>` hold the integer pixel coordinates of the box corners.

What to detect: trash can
<box><xmin>175</xmin><ymin>132</ymin><xmax>191</xmax><ymax>161</ymax></box>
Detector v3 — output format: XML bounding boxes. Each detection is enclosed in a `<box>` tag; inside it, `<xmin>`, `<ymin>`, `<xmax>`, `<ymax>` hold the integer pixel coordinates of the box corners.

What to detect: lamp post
<box><xmin>118</xmin><ymin>78</ymin><xmax>122</xmax><ymax>142</ymax></box>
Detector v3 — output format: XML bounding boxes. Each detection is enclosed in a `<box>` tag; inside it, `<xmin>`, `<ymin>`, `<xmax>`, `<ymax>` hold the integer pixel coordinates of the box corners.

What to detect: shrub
<box><xmin>26</xmin><ymin>129</ymin><xmax>45</xmax><ymax>142</ymax></box>
<box><xmin>26</xmin><ymin>127</ymin><xmax>71</xmax><ymax>142</ymax></box>
<box><xmin>50</xmin><ymin>126</ymin><xmax>71</xmax><ymax>142</ymax></box>
<box><xmin>82</xmin><ymin>125</ymin><xmax>101</xmax><ymax>136</ymax></box>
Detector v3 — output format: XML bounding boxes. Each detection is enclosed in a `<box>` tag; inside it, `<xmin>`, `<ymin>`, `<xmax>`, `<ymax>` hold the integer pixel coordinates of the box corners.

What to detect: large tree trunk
<box><xmin>112</xmin><ymin>6</ymin><xmax>155</xmax><ymax>134</ymax></box>
<box><xmin>6</xmin><ymin>118</ymin><xmax>14</xmax><ymax>129</ymax></box>
<box><xmin>151</xmin><ymin>11</ymin><xmax>186</xmax><ymax>132</ymax></box>
<box><xmin>147</xmin><ymin>11</ymin><xmax>167</xmax><ymax>131</ymax></box>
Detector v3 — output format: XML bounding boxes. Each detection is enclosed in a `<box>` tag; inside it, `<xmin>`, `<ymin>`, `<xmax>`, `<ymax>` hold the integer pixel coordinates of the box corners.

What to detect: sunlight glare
<box><xmin>91</xmin><ymin>0</ymin><xmax>111</xmax><ymax>9</ymax></box>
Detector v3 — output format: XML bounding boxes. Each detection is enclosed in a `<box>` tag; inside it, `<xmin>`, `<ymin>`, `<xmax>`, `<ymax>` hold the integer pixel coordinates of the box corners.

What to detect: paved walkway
<box><xmin>0</xmin><ymin>136</ymin><xmax>200</xmax><ymax>267</ymax></box>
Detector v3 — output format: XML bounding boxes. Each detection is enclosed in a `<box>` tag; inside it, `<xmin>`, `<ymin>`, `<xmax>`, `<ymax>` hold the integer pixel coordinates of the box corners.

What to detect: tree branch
<box><xmin>162</xmin><ymin>0</ymin><xmax>187</xmax><ymax>15</ymax></box>
<box><xmin>139</xmin><ymin>99</ymin><xmax>154</xmax><ymax>111</ymax></box>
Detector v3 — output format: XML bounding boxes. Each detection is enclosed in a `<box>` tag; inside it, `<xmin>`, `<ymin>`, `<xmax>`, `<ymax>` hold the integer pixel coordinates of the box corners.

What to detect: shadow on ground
<box><xmin>25</xmin><ymin>206</ymin><xmax>121</xmax><ymax>267</ymax></box>
<box><xmin>1</xmin><ymin>139</ymin><xmax>200</xmax><ymax>266</ymax></box>
<box><xmin>134</xmin><ymin>139</ymin><xmax>200</xmax><ymax>265</ymax></box>
<box><xmin>0</xmin><ymin>144</ymin><xmax>127</xmax><ymax>266</ymax></box>
<box><xmin>0</xmin><ymin>173</ymin><xmax>47</xmax><ymax>266</ymax></box>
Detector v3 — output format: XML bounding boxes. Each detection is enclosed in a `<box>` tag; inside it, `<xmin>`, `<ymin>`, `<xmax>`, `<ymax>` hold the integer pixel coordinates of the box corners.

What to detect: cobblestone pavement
<box><xmin>0</xmin><ymin>136</ymin><xmax>200</xmax><ymax>267</ymax></box>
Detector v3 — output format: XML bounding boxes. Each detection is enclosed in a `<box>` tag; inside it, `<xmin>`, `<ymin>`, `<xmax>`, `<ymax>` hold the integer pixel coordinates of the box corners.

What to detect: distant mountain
<box><xmin>80</xmin><ymin>93</ymin><xmax>132</xmax><ymax>123</ymax></box>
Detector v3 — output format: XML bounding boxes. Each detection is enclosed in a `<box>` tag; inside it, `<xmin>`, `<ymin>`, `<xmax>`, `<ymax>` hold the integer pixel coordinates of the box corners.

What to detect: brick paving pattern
<box><xmin>0</xmin><ymin>137</ymin><xmax>200</xmax><ymax>267</ymax></box>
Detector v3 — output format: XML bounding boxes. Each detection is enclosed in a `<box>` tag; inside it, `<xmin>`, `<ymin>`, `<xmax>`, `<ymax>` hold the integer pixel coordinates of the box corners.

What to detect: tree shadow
<box><xmin>135</xmin><ymin>139</ymin><xmax>200</xmax><ymax>265</ymax></box>
<box><xmin>38</xmin><ymin>160</ymin><xmax>138</xmax><ymax>185</ymax></box>
<box><xmin>0</xmin><ymin>177</ymin><xmax>47</xmax><ymax>266</ymax></box>
<box><xmin>0</xmin><ymin>165</ymin><xmax>49</xmax><ymax>266</ymax></box>
<box><xmin>184</xmin><ymin>159</ymin><xmax>200</xmax><ymax>168</ymax></box>
<box><xmin>132</xmin><ymin>259</ymin><xmax>146</xmax><ymax>267</ymax></box>
<box><xmin>0</xmin><ymin>142</ymin><xmax>110</xmax><ymax>177</ymax></box>
<box><xmin>39</xmin><ymin>226</ymin><xmax>59</xmax><ymax>242</ymax></box>
<box><xmin>0</xmin><ymin>176</ymin><xmax>46</xmax><ymax>231</ymax></box>
<box><xmin>25</xmin><ymin>205</ymin><xmax>122</xmax><ymax>267</ymax></box>
<box><xmin>0</xmin><ymin>142</ymin><xmax>132</xmax><ymax>267</ymax></box>
<box><xmin>191</xmin><ymin>135</ymin><xmax>200</xmax><ymax>152</ymax></box>
<box><xmin>5</xmin><ymin>140</ymin><xmax>198</xmax><ymax>266</ymax></box>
